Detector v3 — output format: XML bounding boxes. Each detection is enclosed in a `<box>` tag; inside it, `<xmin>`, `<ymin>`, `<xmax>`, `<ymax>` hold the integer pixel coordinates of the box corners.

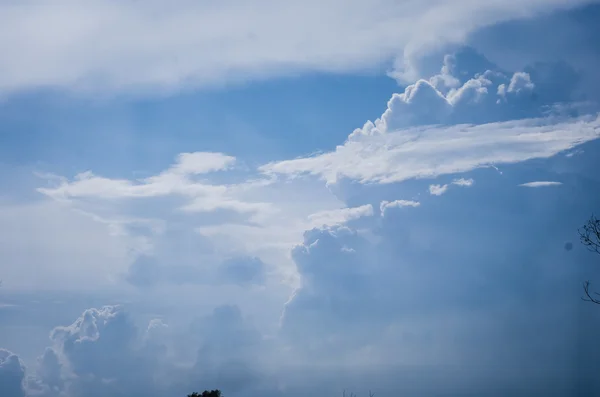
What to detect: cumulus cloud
<box><xmin>0</xmin><ymin>0</ymin><xmax>592</xmax><ymax>94</ymax></box>
<box><xmin>28</xmin><ymin>303</ymin><xmax>271</xmax><ymax>397</ymax></box>
<box><xmin>0</xmin><ymin>349</ymin><xmax>26</xmax><ymax>397</ymax></box>
<box><xmin>24</xmin><ymin>305</ymin><xmax>184</xmax><ymax>397</ymax></box>
<box><xmin>49</xmin><ymin>306</ymin><xmax>139</xmax><ymax>379</ymax></box>
<box><xmin>35</xmin><ymin>348</ymin><xmax>63</xmax><ymax>393</ymax></box>
<box><xmin>429</xmin><ymin>184</ymin><xmax>449</xmax><ymax>196</ymax></box>
<box><xmin>278</xmin><ymin>160</ymin><xmax>600</xmax><ymax>391</ymax></box>
<box><xmin>498</xmin><ymin>72</ymin><xmax>535</xmax><ymax>98</ymax></box>
<box><xmin>519</xmin><ymin>181</ymin><xmax>563</xmax><ymax>187</ymax></box>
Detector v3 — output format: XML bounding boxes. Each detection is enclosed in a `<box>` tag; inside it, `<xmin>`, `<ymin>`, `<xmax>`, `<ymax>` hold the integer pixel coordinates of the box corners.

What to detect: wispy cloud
<box><xmin>519</xmin><ymin>181</ymin><xmax>563</xmax><ymax>187</ymax></box>
<box><xmin>429</xmin><ymin>178</ymin><xmax>474</xmax><ymax>196</ymax></box>
<box><xmin>261</xmin><ymin>116</ymin><xmax>600</xmax><ymax>185</ymax></box>
<box><xmin>37</xmin><ymin>152</ymin><xmax>274</xmax><ymax>219</ymax></box>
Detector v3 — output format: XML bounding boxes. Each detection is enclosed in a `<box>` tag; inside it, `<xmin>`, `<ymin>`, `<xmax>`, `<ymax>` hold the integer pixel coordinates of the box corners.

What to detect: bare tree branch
<box><xmin>582</xmin><ymin>281</ymin><xmax>600</xmax><ymax>305</ymax></box>
<box><xmin>579</xmin><ymin>214</ymin><xmax>600</xmax><ymax>255</ymax></box>
<box><xmin>579</xmin><ymin>215</ymin><xmax>600</xmax><ymax>305</ymax></box>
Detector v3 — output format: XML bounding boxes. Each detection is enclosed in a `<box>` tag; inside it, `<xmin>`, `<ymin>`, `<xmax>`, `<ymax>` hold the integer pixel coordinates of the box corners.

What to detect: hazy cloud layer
<box><xmin>2</xmin><ymin>12</ymin><xmax>600</xmax><ymax>395</ymax></box>
<box><xmin>0</xmin><ymin>0</ymin><xmax>594</xmax><ymax>94</ymax></box>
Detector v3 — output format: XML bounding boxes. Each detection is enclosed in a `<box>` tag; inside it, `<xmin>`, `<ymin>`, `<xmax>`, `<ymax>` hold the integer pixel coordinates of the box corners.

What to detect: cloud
<box><xmin>429</xmin><ymin>178</ymin><xmax>475</xmax><ymax>196</ymax></box>
<box><xmin>0</xmin><ymin>0</ymin><xmax>593</xmax><ymax>94</ymax></box>
<box><xmin>17</xmin><ymin>303</ymin><xmax>272</xmax><ymax>397</ymax></box>
<box><xmin>0</xmin><ymin>349</ymin><xmax>26</xmax><ymax>397</ymax></box>
<box><xmin>261</xmin><ymin>115</ymin><xmax>600</xmax><ymax>185</ymax></box>
<box><xmin>390</xmin><ymin>47</ymin><xmax>595</xmax><ymax>124</ymax></box>
<box><xmin>278</xmin><ymin>159</ymin><xmax>600</xmax><ymax>391</ymax></box>
<box><xmin>498</xmin><ymin>72</ymin><xmax>535</xmax><ymax>97</ymax></box>
<box><xmin>39</xmin><ymin>151</ymin><xmax>231</xmax><ymax>200</ymax></box>
<box><xmin>26</xmin><ymin>48</ymin><xmax>600</xmax><ymax>298</ymax></box>
<box><xmin>6</xmin><ymin>143</ymin><xmax>600</xmax><ymax>395</ymax></box>
<box><xmin>27</xmin><ymin>305</ymin><xmax>184</xmax><ymax>397</ymax></box>
<box><xmin>465</xmin><ymin>3</ymin><xmax>600</xmax><ymax>102</ymax></box>
<box><xmin>35</xmin><ymin>348</ymin><xmax>63</xmax><ymax>392</ymax></box>
<box><xmin>380</xmin><ymin>199</ymin><xmax>420</xmax><ymax>215</ymax></box>
<box><xmin>37</xmin><ymin>152</ymin><xmax>274</xmax><ymax>221</ymax></box>
<box><xmin>259</xmin><ymin>49</ymin><xmax>600</xmax><ymax>186</ymax></box>
<box><xmin>428</xmin><ymin>184</ymin><xmax>449</xmax><ymax>196</ymax></box>
<box><xmin>452</xmin><ymin>178</ymin><xmax>474</xmax><ymax>187</ymax></box>
<box><xmin>49</xmin><ymin>306</ymin><xmax>138</xmax><ymax>379</ymax></box>
<box><xmin>307</xmin><ymin>205</ymin><xmax>374</xmax><ymax>228</ymax></box>
<box><xmin>519</xmin><ymin>181</ymin><xmax>563</xmax><ymax>187</ymax></box>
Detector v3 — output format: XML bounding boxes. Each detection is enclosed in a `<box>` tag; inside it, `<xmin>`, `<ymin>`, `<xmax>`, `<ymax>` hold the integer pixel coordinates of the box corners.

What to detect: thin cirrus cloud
<box><xmin>519</xmin><ymin>181</ymin><xmax>563</xmax><ymax>187</ymax></box>
<box><xmin>0</xmin><ymin>0</ymin><xmax>594</xmax><ymax>94</ymax></box>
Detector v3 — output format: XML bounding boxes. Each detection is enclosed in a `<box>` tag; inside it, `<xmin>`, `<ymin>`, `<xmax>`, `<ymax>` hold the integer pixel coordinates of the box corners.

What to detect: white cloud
<box><xmin>0</xmin><ymin>0</ymin><xmax>592</xmax><ymax>93</ymax></box>
<box><xmin>307</xmin><ymin>204</ymin><xmax>374</xmax><ymax>228</ymax></box>
<box><xmin>452</xmin><ymin>178</ymin><xmax>474</xmax><ymax>187</ymax></box>
<box><xmin>380</xmin><ymin>200</ymin><xmax>421</xmax><ymax>215</ymax></box>
<box><xmin>261</xmin><ymin>115</ymin><xmax>600</xmax><ymax>185</ymax></box>
<box><xmin>37</xmin><ymin>151</ymin><xmax>273</xmax><ymax>218</ymax></box>
<box><xmin>429</xmin><ymin>184</ymin><xmax>450</xmax><ymax>196</ymax></box>
<box><xmin>519</xmin><ymin>181</ymin><xmax>563</xmax><ymax>187</ymax></box>
<box><xmin>259</xmin><ymin>50</ymin><xmax>600</xmax><ymax>186</ymax></box>
<box><xmin>429</xmin><ymin>178</ymin><xmax>474</xmax><ymax>196</ymax></box>
<box><xmin>498</xmin><ymin>71</ymin><xmax>535</xmax><ymax>98</ymax></box>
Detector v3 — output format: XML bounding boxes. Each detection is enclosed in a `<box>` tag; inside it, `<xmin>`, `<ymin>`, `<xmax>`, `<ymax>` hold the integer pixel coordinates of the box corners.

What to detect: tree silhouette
<box><xmin>187</xmin><ymin>390</ymin><xmax>222</xmax><ymax>397</ymax></box>
<box><xmin>579</xmin><ymin>215</ymin><xmax>600</xmax><ymax>304</ymax></box>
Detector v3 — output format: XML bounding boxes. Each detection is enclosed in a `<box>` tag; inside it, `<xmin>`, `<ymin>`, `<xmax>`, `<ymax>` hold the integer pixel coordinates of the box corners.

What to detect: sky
<box><xmin>1</xmin><ymin>1</ymin><xmax>600</xmax><ymax>396</ymax></box>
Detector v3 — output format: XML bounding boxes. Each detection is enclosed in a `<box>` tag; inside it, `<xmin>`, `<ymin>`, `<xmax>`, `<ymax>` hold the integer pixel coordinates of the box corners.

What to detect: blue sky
<box><xmin>2</xmin><ymin>1</ymin><xmax>600</xmax><ymax>397</ymax></box>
